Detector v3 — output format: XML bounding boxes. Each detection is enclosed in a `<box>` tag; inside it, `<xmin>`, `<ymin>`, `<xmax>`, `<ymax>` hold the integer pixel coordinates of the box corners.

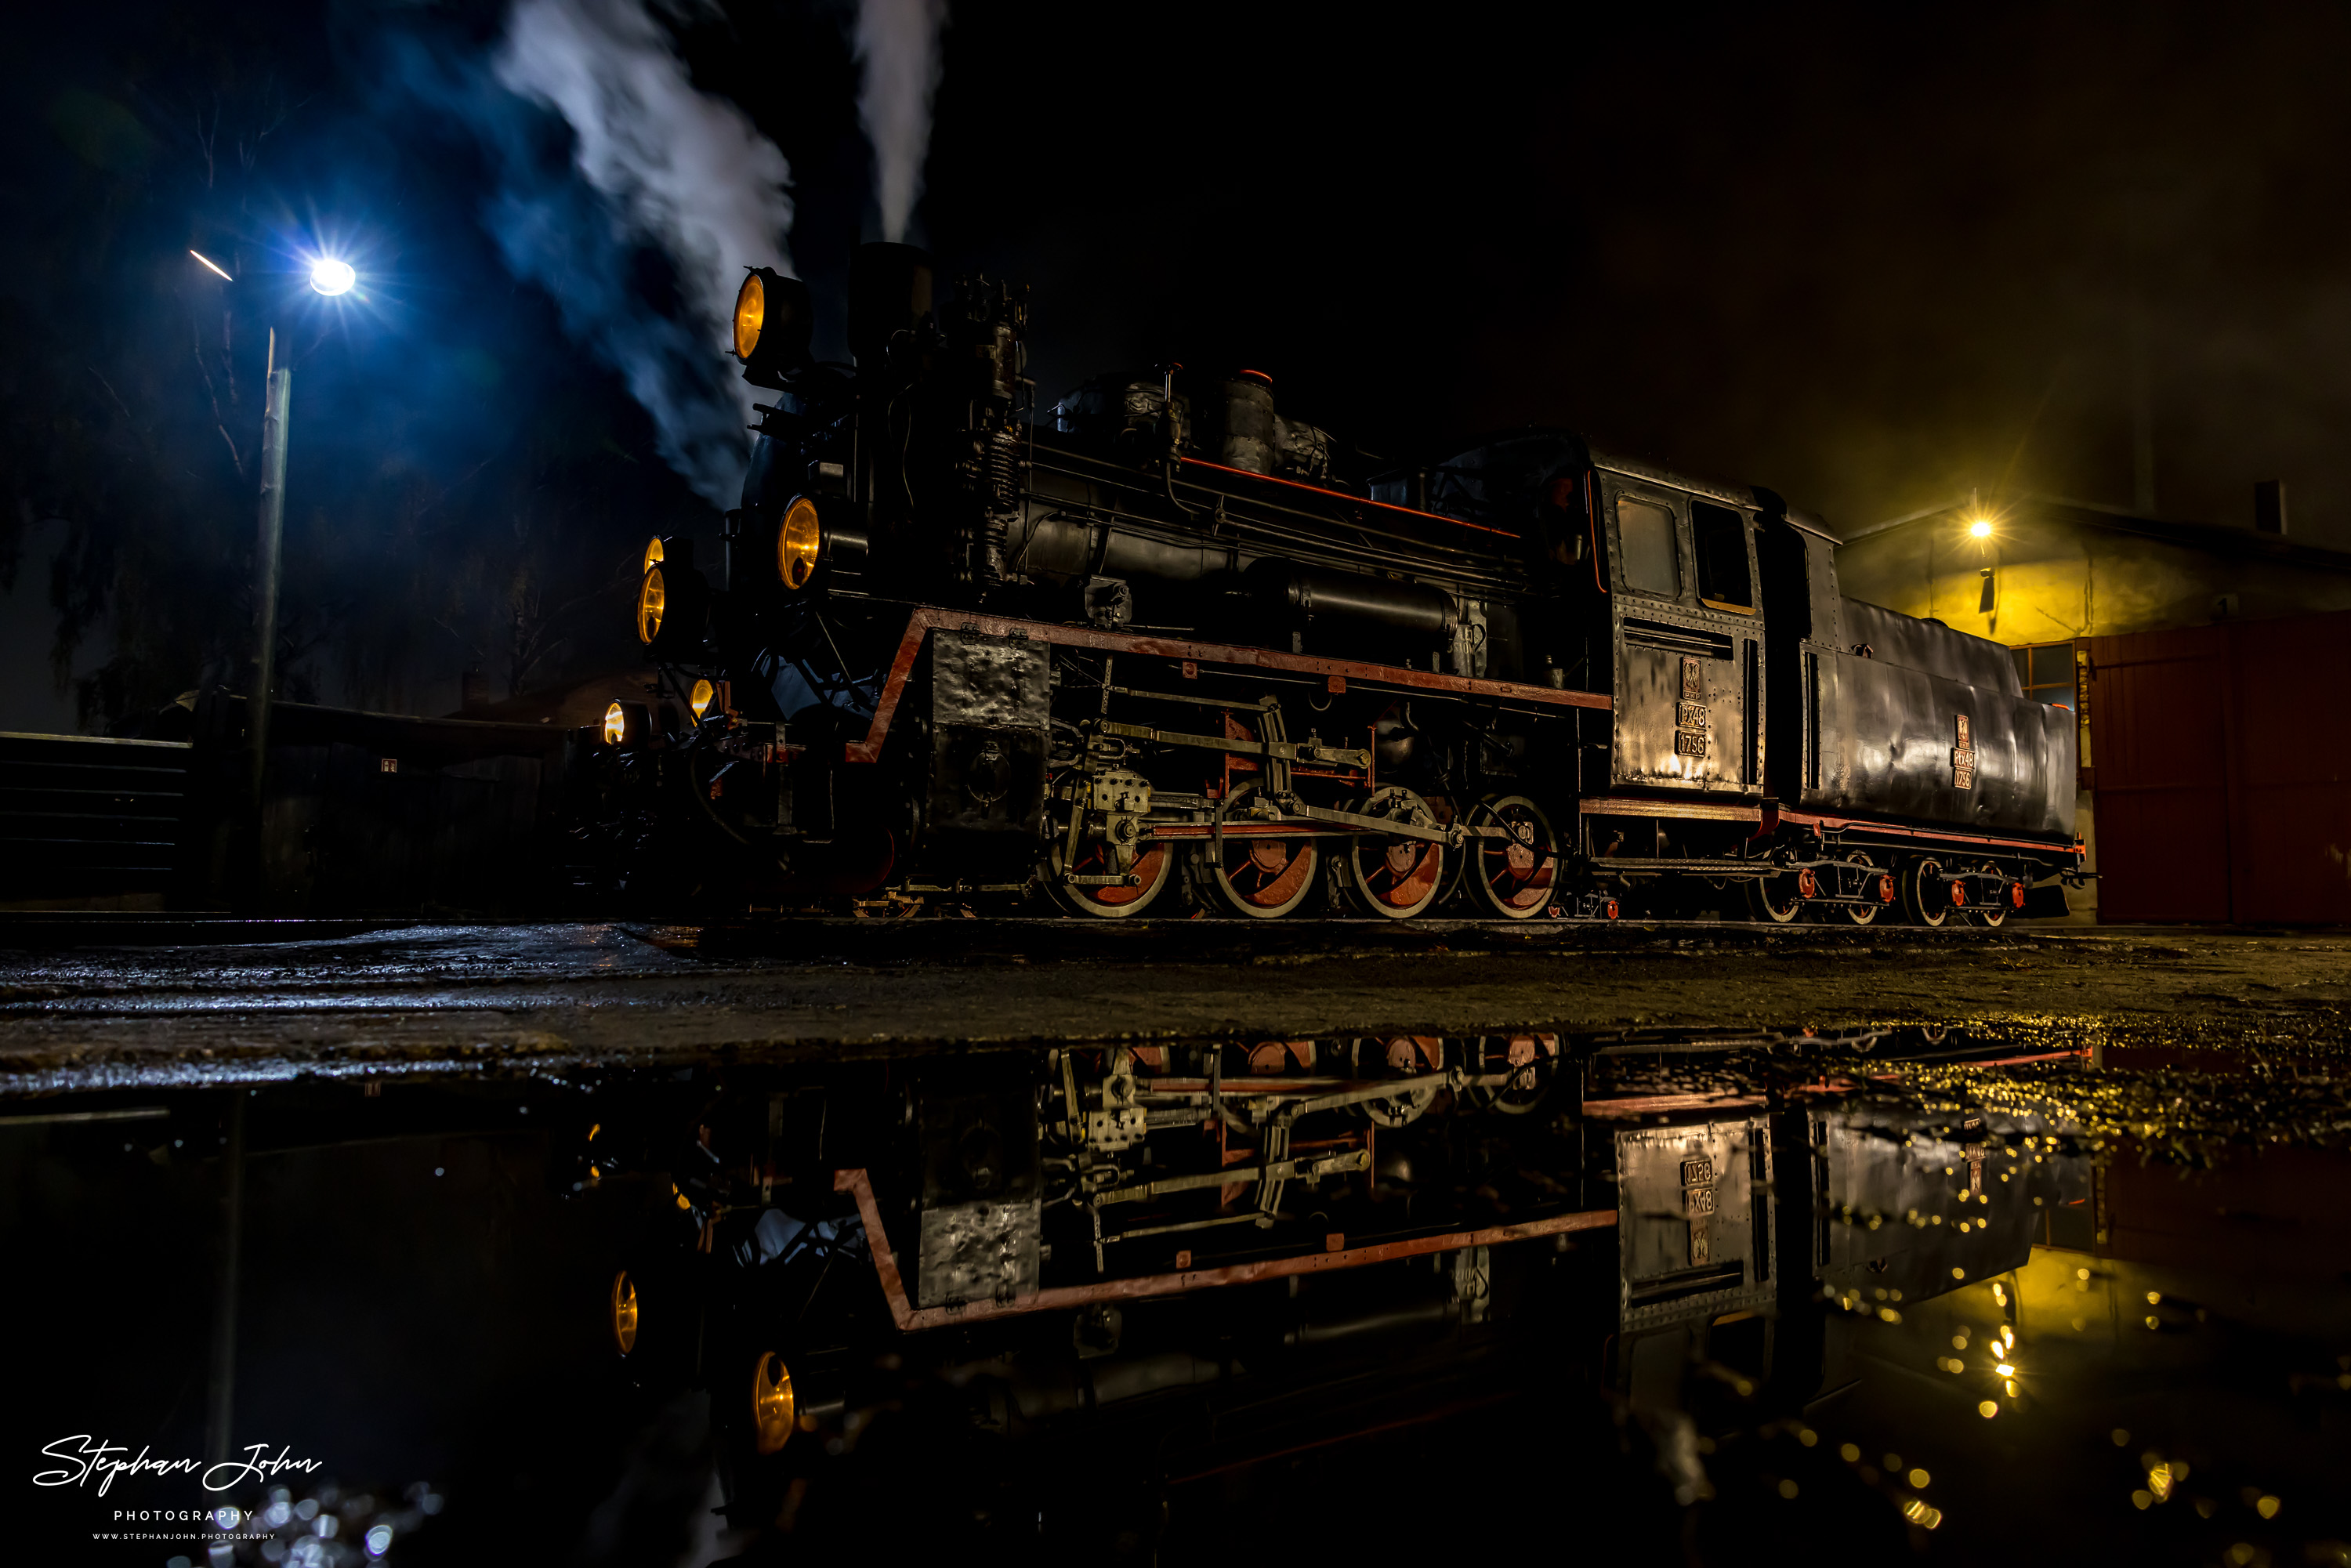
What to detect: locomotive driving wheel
<box><xmin>1194</xmin><ymin>780</ymin><xmax>1320</xmax><ymax>918</ymax></box>
<box><xmin>1331</xmin><ymin>786</ymin><xmax>1447</xmax><ymax>920</ymax></box>
<box><xmin>1842</xmin><ymin>852</ymin><xmax>1890</xmax><ymax>926</ymax></box>
<box><xmin>1969</xmin><ymin>863</ymin><xmax>2020</xmax><ymax>927</ymax></box>
<box><xmin>1897</xmin><ymin>854</ymin><xmax>1955</xmax><ymax>927</ymax></box>
<box><xmin>1459</xmin><ymin>795</ymin><xmax>1559</xmax><ymax>920</ymax></box>
<box><xmin>1744</xmin><ymin>866</ymin><xmax>1808</xmax><ymax>925</ymax></box>
<box><xmin>1041</xmin><ymin>771</ymin><xmax>1176</xmax><ymax>918</ymax></box>
<box><xmin>1043</xmin><ymin>834</ymin><xmax>1175</xmax><ymax>918</ymax></box>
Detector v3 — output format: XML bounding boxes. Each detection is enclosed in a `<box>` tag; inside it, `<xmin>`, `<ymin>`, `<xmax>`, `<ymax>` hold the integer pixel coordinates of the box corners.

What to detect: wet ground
<box><xmin>3</xmin><ymin>917</ymin><xmax>2349</xmax><ymax>1092</ymax></box>
<box><xmin>5</xmin><ymin>918</ymin><xmax>2350</xmax><ymax>1566</ymax></box>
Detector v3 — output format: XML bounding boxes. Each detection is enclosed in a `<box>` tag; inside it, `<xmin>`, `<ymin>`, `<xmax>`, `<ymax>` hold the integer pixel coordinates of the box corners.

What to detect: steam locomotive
<box><xmin>582</xmin><ymin>241</ymin><xmax>2082</xmax><ymax>923</ymax></box>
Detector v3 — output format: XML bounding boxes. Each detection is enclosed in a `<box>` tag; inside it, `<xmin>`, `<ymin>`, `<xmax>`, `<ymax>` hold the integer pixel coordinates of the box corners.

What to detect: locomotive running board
<box><xmin>831</xmin><ymin>1168</ymin><xmax>1615</xmax><ymax>1333</ymax></box>
<box><xmin>843</xmin><ymin>607</ymin><xmax>1612</xmax><ymax>765</ymax></box>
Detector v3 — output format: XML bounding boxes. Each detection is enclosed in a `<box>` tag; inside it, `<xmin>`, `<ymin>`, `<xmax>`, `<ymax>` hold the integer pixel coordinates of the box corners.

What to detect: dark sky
<box><xmin>6</xmin><ymin>0</ymin><xmax>2350</xmax><ymax>728</ymax></box>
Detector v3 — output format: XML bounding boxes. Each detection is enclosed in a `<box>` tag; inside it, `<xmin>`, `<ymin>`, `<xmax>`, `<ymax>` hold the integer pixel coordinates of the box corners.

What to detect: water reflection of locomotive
<box><xmin>592</xmin><ymin>1032</ymin><xmax>2089</xmax><ymax>1541</ymax></box>
<box><xmin>588</xmin><ymin>241</ymin><xmax>2082</xmax><ymax>921</ymax></box>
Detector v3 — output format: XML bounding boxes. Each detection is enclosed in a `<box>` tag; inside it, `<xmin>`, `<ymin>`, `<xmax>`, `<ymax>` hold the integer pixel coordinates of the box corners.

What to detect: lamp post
<box><xmin>244</xmin><ymin>255</ymin><xmax>355</xmax><ymax>808</ymax></box>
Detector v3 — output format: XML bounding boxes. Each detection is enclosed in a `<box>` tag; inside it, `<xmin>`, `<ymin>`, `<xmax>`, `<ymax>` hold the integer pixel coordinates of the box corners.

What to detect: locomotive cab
<box><xmin>1591</xmin><ymin>459</ymin><xmax>1768</xmax><ymax>801</ymax></box>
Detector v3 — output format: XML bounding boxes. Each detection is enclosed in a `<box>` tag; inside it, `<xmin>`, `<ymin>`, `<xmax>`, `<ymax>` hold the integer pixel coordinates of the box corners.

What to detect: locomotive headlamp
<box><xmin>752</xmin><ymin>1351</ymin><xmax>796</xmax><ymax>1454</ymax></box>
<box><xmin>734</xmin><ymin>266</ymin><xmax>814</xmax><ymax>389</ymax></box>
<box><xmin>636</xmin><ymin>567</ymin><xmax>668</xmax><ymax>645</ymax></box>
<box><xmin>1969</xmin><ymin>519</ymin><xmax>1993</xmax><ymax>539</ymax></box>
<box><xmin>642</xmin><ymin>536</ymin><xmax>665</xmax><ymax>575</ymax></box>
<box><xmin>634</xmin><ymin>540</ymin><xmax>709</xmax><ymax>657</ymax></box>
<box><xmin>610</xmin><ymin>1270</ymin><xmax>639</xmax><ymax>1356</ymax></box>
<box><xmin>603</xmin><ymin>701</ymin><xmax>655</xmax><ymax>748</ymax></box>
<box><xmin>778</xmin><ymin>496</ymin><xmax>821</xmax><ymax>589</ymax></box>
<box><xmin>690</xmin><ymin>679</ymin><xmax>717</xmax><ymax>721</ymax></box>
<box><xmin>733</xmin><ymin>272</ymin><xmax>766</xmax><ymax>360</ymax></box>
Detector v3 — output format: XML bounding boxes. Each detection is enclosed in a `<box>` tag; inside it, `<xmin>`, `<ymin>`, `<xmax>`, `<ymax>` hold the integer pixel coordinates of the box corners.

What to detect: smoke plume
<box><xmin>853</xmin><ymin>0</ymin><xmax>947</xmax><ymax>243</ymax></box>
<box><xmin>395</xmin><ymin>0</ymin><xmax>793</xmax><ymax>508</ymax></box>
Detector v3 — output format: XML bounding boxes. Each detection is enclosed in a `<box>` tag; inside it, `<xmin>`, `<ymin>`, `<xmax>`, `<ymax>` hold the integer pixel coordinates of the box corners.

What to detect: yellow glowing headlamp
<box><xmin>752</xmin><ymin>1351</ymin><xmax>795</xmax><ymax>1454</ymax></box>
<box><xmin>778</xmin><ymin>496</ymin><xmax>821</xmax><ymax>590</ymax></box>
<box><xmin>690</xmin><ymin>679</ymin><xmax>717</xmax><ymax>721</ymax></box>
<box><xmin>734</xmin><ymin>267</ymin><xmax>812</xmax><ymax>387</ymax></box>
<box><xmin>610</xmin><ymin>1270</ymin><xmax>639</xmax><ymax>1355</ymax></box>
<box><xmin>636</xmin><ymin>568</ymin><xmax>667</xmax><ymax>645</ymax></box>
<box><xmin>734</xmin><ymin>273</ymin><xmax>765</xmax><ymax>361</ymax></box>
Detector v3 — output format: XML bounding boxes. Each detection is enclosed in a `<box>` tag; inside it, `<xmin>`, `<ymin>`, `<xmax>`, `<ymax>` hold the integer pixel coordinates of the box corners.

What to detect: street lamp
<box><xmin>189</xmin><ymin>248</ymin><xmax>358</xmax><ymax>817</ymax></box>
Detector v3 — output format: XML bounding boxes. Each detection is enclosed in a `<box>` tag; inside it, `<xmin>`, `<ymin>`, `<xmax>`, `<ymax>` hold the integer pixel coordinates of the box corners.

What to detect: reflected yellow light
<box><xmin>690</xmin><ymin>679</ymin><xmax>716</xmax><ymax>721</ymax></box>
<box><xmin>752</xmin><ymin>1352</ymin><xmax>795</xmax><ymax>1454</ymax></box>
<box><xmin>1977</xmin><ymin>1400</ymin><xmax>1998</xmax><ymax>1418</ymax></box>
<box><xmin>642</xmin><ymin>537</ymin><xmax>665</xmax><ymax>575</ymax></box>
<box><xmin>1908</xmin><ymin>1468</ymin><xmax>1931</xmax><ymax>1488</ymax></box>
<box><xmin>1969</xmin><ymin>519</ymin><xmax>1994</xmax><ymax>538</ymax></box>
<box><xmin>610</xmin><ymin>1271</ymin><xmax>639</xmax><ymax>1356</ymax></box>
<box><xmin>603</xmin><ymin>702</ymin><xmax>628</xmax><ymax>746</ymax></box>
<box><xmin>1901</xmin><ymin>1499</ymin><xmax>1943</xmax><ymax>1530</ymax></box>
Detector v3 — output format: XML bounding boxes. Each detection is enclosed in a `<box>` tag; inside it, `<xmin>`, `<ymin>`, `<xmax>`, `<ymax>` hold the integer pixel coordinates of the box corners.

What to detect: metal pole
<box><xmin>205</xmin><ymin>1091</ymin><xmax>248</xmax><ymax>1467</ymax></box>
<box><xmin>249</xmin><ymin>331</ymin><xmax>292</xmax><ymax>809</ymax></box>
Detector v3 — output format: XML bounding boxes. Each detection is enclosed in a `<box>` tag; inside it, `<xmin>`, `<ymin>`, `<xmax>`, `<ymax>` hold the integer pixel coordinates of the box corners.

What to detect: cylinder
<box><xmin>847</xmin><ymin>243</ymin><xmax>935</xmax><ymax>365</ymax></box>
<box><xmin>1247</xmin><ymin>558</ymin><xmax>1458</xmax><ymax>646</ymax></box>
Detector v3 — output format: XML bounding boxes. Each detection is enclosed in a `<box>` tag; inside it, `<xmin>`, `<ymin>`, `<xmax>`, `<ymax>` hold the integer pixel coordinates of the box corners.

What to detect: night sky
<box><xmin>6</xmin><ymin>0</ymin><xmax>2349</xmax><ymax>731</ymax></box>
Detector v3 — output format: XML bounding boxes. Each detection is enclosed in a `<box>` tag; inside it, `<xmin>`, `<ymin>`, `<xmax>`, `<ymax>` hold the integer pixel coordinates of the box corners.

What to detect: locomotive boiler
<box><xmin>581</xmin><ymin>241</ymin><xmax>2083</xmax><ymax>923</ymax></box>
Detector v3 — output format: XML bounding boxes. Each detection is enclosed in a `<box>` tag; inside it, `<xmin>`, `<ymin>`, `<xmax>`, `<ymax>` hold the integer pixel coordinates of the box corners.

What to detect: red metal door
<box><xmin>2226</xmin><ymin>612</ymin><xmax>2351</xmax><ymax>923</ymax></box>
<box><xmin>2085</xmin><ymin>625</ymin><xmax>2231</xmax><ymax>922</ymax></box>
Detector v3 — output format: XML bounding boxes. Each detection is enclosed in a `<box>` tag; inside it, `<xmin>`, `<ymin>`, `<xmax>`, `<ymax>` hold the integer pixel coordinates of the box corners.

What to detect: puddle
<box><xmin>4</xmin><ymin>1020</ymin><xmax>2348</xmax><ymax>1563</ymax></box>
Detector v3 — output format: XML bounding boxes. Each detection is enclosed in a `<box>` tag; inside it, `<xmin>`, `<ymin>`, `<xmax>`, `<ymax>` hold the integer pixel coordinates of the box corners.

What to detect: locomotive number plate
<box><xmin>1685</xmin><ymin>1186</ymin><xmax>1718</xmax><ymax>1216</ymax></box>
<box><xmin>1681</xmin><ymin>1157</ymin><xmax>1715</xmax><ymax>1186</ymax></box>
<box><xmin>1675</xmin><ymin>702</ymin><xmax>1709</xmax><ymax>731</ymax></box>
<box><xmin>1675</xmin><ymin>731</ymin><xmax>1708</xmax><ymax>758</ymax></box>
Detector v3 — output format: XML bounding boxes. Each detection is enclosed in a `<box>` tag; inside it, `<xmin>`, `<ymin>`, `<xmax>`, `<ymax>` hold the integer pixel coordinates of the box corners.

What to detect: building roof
<box><xmin>1834</xmin><ymin>492</ymin><xmax>2351</xmax><ymax>574</ymax></box>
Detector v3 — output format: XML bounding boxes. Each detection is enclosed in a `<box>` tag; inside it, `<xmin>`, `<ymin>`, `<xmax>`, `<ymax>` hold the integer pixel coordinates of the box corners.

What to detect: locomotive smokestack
<box><xmin>848</xmin><ymin>242</ymin><xmax>936</xmax><ymax>366</ymax></box>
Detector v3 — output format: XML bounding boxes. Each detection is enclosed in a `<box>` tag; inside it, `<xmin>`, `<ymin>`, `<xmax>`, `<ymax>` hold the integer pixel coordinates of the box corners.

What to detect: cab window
<box><xmin>1615</xmin><ymin>496</ymin><xmax>1681</xmax><ymax>597</ymax></box>
<box><xmin>1691</xmin><ymin>501</ymin><xmax>1754</xmax><ymax>611</ymax></box>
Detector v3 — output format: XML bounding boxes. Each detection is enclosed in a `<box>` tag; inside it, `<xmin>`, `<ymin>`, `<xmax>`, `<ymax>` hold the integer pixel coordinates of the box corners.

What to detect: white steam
<box><xmin>454</xmin><ymin>0</ymin><xmax>792</xmax><ymax>507</ymax></box>
<box><xmin>853</xmin><ymin>0</ymin><xmax>947</xmax><ymax>243</ymax></box>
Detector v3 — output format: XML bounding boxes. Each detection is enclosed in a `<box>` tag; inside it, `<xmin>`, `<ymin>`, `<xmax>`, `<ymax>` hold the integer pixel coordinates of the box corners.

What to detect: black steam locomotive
<box><xmin>584</xmin><ymin>242</ymin><xmax>2081</xmax><ymax>923</ymax></box>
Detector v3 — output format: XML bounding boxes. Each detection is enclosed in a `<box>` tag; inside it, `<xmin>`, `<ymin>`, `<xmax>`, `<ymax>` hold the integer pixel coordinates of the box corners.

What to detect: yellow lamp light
<box><xmin>778</xmin><ymin>496</ymin><xmax>821</xmax><ymax>589</ymax></box>
<box><xmin>734</xmin><ymin>273</ymin><xmax>765</xmax><ymax>361</ymax></box>
<box><xmin>636</xmin><ymin>568</ymin><xmax>666</xmax><ymax>645</ymax></box>
<box><xmin>1969</xmin><ymin>519</ymin><xmax>1993</xmax><ymax>539</ymax></box>
<box><xmin>610</xmin><ymin>1271</ymin><xmax>639</xmax><ymax>1355</ymax></box>
<box><xmin>752</xmin><ymin>1352</ymin><xmax>795</xmax><ymax>1454</ymax></box>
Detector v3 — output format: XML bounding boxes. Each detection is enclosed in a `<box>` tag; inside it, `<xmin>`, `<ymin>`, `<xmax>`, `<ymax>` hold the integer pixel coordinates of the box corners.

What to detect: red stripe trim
<box><xmin>846</xmin><ymin>609</ymin><xmax>1610</xmax><ymax>763</ymax></box>
<box><xmin>1776</xmin><ymin>810</ymin><xmax>2083</xmax><ymax>856</ymax></box>
<box><xmin>832</xmin><ymin>1168</ymin><xmax>1613</xmax><ymax>1331</ymax></box>
<box><xmin>1178</xmin><ymin>457</ymin><xmax>1522</xmax><ymax>539</ymax></box>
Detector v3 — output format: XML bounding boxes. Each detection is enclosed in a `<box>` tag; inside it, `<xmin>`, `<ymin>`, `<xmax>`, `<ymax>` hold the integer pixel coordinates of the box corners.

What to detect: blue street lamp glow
<box><xmin>310</xmin><ymin>257</ymin><xmax>357</xmax><ymax>296</ymax></box>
